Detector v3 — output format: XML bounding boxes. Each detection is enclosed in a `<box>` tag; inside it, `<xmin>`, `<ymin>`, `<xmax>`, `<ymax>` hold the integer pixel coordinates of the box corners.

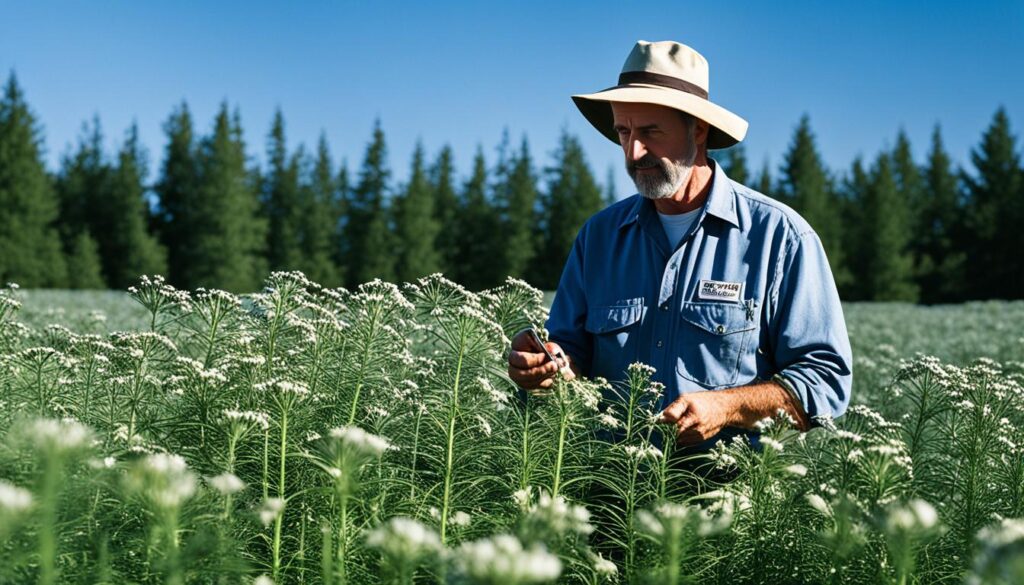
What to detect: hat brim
<box><xmin>572</xmin><ymin>84</ymin><xmax>748</xmax><ymax>150</ymax></box>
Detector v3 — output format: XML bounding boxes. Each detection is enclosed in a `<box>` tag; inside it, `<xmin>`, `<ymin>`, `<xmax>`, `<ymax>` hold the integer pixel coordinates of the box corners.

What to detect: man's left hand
<box><xmin>658</xmin><ymin>392</ymin><xmax>735</xmax><ymax>446</ymax></box>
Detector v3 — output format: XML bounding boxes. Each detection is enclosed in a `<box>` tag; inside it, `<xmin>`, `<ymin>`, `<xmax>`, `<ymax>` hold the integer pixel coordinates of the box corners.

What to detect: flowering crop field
<box><xmin>0</xmin><ymin>274</ymin><xmax>1022</xmax><ymax>585</ymax></box>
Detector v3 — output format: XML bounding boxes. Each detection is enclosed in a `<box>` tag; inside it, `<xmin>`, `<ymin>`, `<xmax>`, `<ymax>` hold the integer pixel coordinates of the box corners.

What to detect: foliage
<box><xmin>2</xmin><ymin>277</ymin><xmax>1024</xmax><ymax>584</ymax></box>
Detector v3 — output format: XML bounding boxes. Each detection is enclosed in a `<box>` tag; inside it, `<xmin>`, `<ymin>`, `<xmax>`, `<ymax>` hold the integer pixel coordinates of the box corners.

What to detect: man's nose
<box><xmin>628</xmin><ymin>136</ymin><xmax>647</xmax><ymax>162</ymax></box>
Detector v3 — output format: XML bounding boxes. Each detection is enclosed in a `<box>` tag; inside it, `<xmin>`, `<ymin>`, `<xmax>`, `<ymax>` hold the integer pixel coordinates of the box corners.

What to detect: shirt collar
<box><xmin>617</xmin><ymin>157</ymin><xmax>740</xmax><ymax>230</ymax></box>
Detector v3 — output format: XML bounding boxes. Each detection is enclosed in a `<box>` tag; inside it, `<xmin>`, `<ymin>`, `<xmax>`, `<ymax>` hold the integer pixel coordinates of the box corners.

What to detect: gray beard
<box><xmin>627</xmin><ymin>124</ymin><xmax>698</xmax><ymax>200</ymax></box>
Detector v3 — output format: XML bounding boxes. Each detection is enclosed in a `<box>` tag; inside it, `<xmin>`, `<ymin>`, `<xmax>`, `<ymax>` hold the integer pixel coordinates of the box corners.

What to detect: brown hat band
<box><xmin>616</xmin><ymin>71</ymin><xmax>709</xmax><ymax>100</ymax></box>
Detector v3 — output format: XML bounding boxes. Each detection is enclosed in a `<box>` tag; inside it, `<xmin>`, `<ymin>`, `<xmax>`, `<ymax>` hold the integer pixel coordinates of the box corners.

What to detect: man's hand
<box><xmin>507</xmin><ymin>330</ymin><xmax>576</xmax><ymax>393</ymax></box>
<box><xmin>658</xmin><ymin>392</ymin><xmax>735</xmax><ymax>446</ymax></box>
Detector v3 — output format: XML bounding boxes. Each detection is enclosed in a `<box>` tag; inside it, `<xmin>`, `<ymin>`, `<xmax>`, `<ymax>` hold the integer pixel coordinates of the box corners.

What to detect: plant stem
<box><xmin>439</xmin><ymin>329</ymin><xmax>467</xmax><ymax>545</ymax></box>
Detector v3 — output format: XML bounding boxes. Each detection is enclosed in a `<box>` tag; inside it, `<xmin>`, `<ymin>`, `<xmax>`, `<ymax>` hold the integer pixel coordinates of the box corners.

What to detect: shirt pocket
<box><xmin>676</xmin><ymin>301</ymin><xmax>757</xmax><ymax>389</ymax></box>
<box><xmin>585</xmin><ymin>297</ymin><xmax>644</xmax><ymax>381</ymax></box>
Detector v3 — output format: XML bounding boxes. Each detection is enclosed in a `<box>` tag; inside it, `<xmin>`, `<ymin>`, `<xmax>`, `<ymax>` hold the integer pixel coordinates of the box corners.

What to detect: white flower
<box><xmin>0</xmin><ymin>480</ymin><xmax>33</xmax><ymax>513</ymax></box>
<box><xmin>760</xmin><ymin>437</ymin><xmax>785</xmax><ymax>452</ymax></box>
<box><xmin>125</xmin><ymin>453</ymin><xmax>197</xmax><ymax>511</ymax></box>
<box><xmin>22</xmin><ymin>418</ymin><xmax>92</xmax><ymax>454</ymax></box>
<box><xmin>785</xmin><ymin>464</ymin><xmax>808</xmax><ymax>477</ymax></box>
<box><xmin>624</xmin><ymin>444</ymin><xmax>663</xmax><ymax>461</ymax></box>
<box><xmin>208</xmin><ymin>472</ymin><xmax>246</xmax><ymax>495</ymax></box>
<box><xmin>805</xmin><ymin>493</ymin><xmax>832</xmax><ymax>517</ymax></box>
<box><xmin>253</xmin><ymin>576</ymin><xmax>274</xmax><ymax>585</ymax></box>
<box><xmin>366</xmin><ymin>517</ymin><xmax>442</xmax><ymax>562</ymax></box>
<box><xmin>590</xmin><ymin>552</ymin><xmax>618</xmax><ymax>577</ymax></box>
<box><xmin>449</xmin><ymin>510</ymin><xmax>471</xmax><ymax>528</ymax></box>
<box><xmin>259</xmin><ymin>498</ymin><xmax>286</xmax><ymax>527</ymax></box>
<box><xmin>886</xmin><ymin>499</ymin><xmax>939</xmax><ymax>533</ymax></box>
<box><xmin>455</xmin><ymin>534</ymin><xmax>562</xmax><ymax>584</ymax></box>
<box><xmin>328</xmin><ymin>426</ymin><xmax>393</xmax><ymax>457</ymax></box>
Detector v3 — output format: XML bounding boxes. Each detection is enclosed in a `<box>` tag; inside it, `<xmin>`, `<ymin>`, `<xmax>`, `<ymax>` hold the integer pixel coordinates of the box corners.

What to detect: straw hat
<box><xmin>572</xmin><ymin>40</ymin><xmax>748</xmax><ymax>149</ymax></box>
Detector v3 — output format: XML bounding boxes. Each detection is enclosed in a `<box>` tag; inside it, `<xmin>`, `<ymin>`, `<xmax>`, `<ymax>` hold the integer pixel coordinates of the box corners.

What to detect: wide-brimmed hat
<box><xmin>572</xmin><ymin>40</ymin><xmax>748</xmax><ymax>149</ymax></box>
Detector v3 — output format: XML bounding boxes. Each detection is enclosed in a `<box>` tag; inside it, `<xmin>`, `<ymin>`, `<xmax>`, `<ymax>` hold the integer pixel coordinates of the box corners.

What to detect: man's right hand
<box><xmin>507</xmin><ymin>330</ymin><xmax>576</xmax><ymax>392</ymax></box>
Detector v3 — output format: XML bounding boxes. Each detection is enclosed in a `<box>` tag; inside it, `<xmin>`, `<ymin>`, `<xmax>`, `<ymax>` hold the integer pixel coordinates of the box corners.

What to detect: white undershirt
<box><xmin>657</xmin><ymin>207</ymin><xmax>703</xmax><ymax>250</ymax></box>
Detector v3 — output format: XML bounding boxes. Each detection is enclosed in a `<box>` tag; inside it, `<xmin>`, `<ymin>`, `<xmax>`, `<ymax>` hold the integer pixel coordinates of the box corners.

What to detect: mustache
<box><xmin>627</xmin><ymin>155</ymin><xmax>665</xmax><ymax>175</ymax></box>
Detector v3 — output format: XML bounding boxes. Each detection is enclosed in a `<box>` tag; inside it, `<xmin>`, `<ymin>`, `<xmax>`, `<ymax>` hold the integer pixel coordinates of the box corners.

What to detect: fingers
<box><xmin>508</xmin><ymin>349</ymin><xmax>553</xmax><ymax>370</ymax></box>
<box><xmin>658</xmin><ymin>397</ymin><xmax>689</xmax><ymax>424</ymax></box>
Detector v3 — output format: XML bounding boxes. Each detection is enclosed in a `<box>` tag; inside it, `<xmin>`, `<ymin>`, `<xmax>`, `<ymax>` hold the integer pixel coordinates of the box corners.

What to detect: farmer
<box><xmin>508</xmin><ymin>40</ymin><xmax>852</xmax><ymax>452</ymax></box>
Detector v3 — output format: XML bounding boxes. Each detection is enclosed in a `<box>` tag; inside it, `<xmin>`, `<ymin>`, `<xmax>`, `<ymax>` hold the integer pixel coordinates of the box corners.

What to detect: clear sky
<box><xmin>2</xmin><ymin>1</ymin><xmax>1022</xmax><ymax>199</ymax></box>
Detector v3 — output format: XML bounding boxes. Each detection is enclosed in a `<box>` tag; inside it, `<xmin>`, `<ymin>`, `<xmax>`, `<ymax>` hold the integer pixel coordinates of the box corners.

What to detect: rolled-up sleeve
<box><xmin>768</xmin><ymin>230</ymin><xmax>853</xmax><ymax>425</ymax></box>
<box><xmin>545</xmin><ymin>231</ymin><xmax>593</xmax><ymax>377</ymax></box>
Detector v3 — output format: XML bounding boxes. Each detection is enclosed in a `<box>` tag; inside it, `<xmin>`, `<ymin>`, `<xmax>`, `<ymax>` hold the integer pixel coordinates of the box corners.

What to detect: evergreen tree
<box><xmin>103</xmin><ymin>123</ymin><xmax>167</xmax><ymax>288</ymax></box>
<box><xmin>532</xmin><ymin>130</ymin><xmax>604</xmax><ymax>289</ymax></box>
<box><xmin>393</xmin><ymin>141</ymin><xmax>441</xmax><ymax>282</ymax></box>
<box><xmin>297</xmin><ymin>134</ymin><xmax>343</xmax><ymax>287</ymax></box>
<box><xmin>918</xmin><ymin>125</ymin><xmax>966</xmax><ymax>303</ymax></box>
<box><xmin>962</xmin><ymin>107</ymin><xmax>1023</xmax><ymax>299</ymax></box>
<box><xmin>604</xmin><ymin>165</ymin><xmax>618</xmax><ymax>206</ymax></box>
<box><xmin>154</xmin><ymin>102</ymin><xmax>199</xmax><ymax>288</ymax></box>
<box><xmin>454</xmin><ymin>147</ymin><xmax>502</xmax><ymax>290</ymax></box>
<box><xmin>839</xmin><ymin>157</ymin><xmax>871</xmax><ymax>300</ymax></box>
<box><xmin>495</xmin><ymin>137</ymin><xmax>540</xmax><ymax>281</ymax></box>
<box><xmin>862</xmin><ymin>153</ymin><xmax>918</xmax><ymax>301</ymax></box>
<box><xmin>891</xmin><ymin>130</ymin><xmax>926</xmax><ymax>282</ymax></box>
<box><xmin>187</xmin><ymin>103</ymin><xmax>267</xmax><ymax>291</ymax></box>
<box><xmin>345</xmin><ymin>120</ymin><xmax>395</xmax><ymax>285</ymax></box>
<box><xmin>55</xmin><ymin>116</ymin><xmax>112</xmax><ymax>290</ymax></box>
<box><xmin>263</xmin><ymin>109</ymin><xmax>303</xmax><ymax>272</ymax></box>
<box><xmin>0</xmin><ymin>72</ymin><xmax>67</xmax><ymax>286</ymax></box>
<box><xmin>430</xmin><ymin>145</ymin><xmax>459</xmax><ymax>278</ymax></box>
<box><xmin>756</xmin><ymin>159</ymin><xmax>773</xmax><ymax>197</ymax></box>
<box><xmin>332</xmin><ymin>161</ymin><xmax>350</xmax><ymax>282</ymax></box>
<box><xmin>779</xmin><ymin>115</ymin><xmax>849</xmax><ymax>288</ymax></box>
<box><xmin>65</xmin><ymin>231</ymin><xmax>105</xmax><ymax>289</ymax></box>
<box><xmin>721</xmin><ymin>143</ymin><xmax>749</xmax><ymax>184</ymax></box>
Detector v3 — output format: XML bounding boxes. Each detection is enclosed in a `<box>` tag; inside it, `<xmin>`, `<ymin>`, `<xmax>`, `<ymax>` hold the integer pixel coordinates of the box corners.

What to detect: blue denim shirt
<box><xmin>545</xmin><ymin>159</ymin><xmax>852</xmax><ymax>447</ymax></box>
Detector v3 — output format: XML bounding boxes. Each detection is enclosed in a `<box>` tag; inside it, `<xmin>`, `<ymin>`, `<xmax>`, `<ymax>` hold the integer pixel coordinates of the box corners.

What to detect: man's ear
<box><xmin>695</xmin><ymin>119</ymin><xmax>710</xmax><ymax>147</ymax></box>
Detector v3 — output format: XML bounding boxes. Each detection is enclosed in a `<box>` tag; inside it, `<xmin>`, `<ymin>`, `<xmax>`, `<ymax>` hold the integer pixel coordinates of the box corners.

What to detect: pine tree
<box><xmin>430</xmin><ymin>145</ymin><xmax>459</xmax><ymax>278</ymax></box>
<box><xmin>862</xmin><ymin>153</ymin><xmax>918</xmax><ymax>301</ymax></box>
<box><xmin>962</xmin><ymin>107</ymin><xmax>1023</xmax><ymax>299</ymax></box>
<box><xmin>297</xmin><ymin>134</ymin><xmax>343</xmax><ymax>288</ymax></box>
<box><xmin>918</xmin><ymin>125</ymin><xmax>966</xmax><ymax>302</ymax></box>
<box><xmin>393</xmin><ymin>141</ymin><xmax>441</xmax><ymax>282</ymax></box>
<box><xmin>604</xmin><ymin>165</ymin><xmax>618</xmax><ymax>206</ymax></box>
<box><xmin>454</xmin><ymin>147</ymin><xmax>503</xmax><ymax>290</ymax></box>
<box><xmin>332</xmin><ymin>161</ymin><xmax>350</xmax><ymax>282</ymax></box>
<box><xmin>495</xmin><ymin>137</ymin><xmax>540</xmax><ymax>281</ymax></box>
<box><xmin>532</xmin><ymin>130</ymin><xmax>604</xmax><ymax>289</ymax></box>
<box><xmin>154</xmin><ymin>102</ymin><xmax>199</xmax><ymax>288</ymax></box>
<box><xmin>65</xmin><ymin>231</ymin><xmax>105</xmax><ymax>289</ymax></box>
<box><xmin>56</xmin><ymin>115</ymin><xmax>108</xmax><ymax>269</ymax></box>
<box><xmin>188</xmin><ymin>103</ymin><xmax>267</xmax><ymax>291</ymax></box>
<box><xmin>103</xmin><ymin>123</ymin><xmax>167</xmax><ymax>288</ymax></box>
<box><xmin>263</xmin><ymin>109</ymin><xmax>303</xmax><ymax>272</ymax></box>
<box><xmin>0</xmin><ymin>72</ymin><xmax>67</xmax><ymax>287</ymax></box>
<box><xmin>839</xmin><ymin>157</ymin><xmax>871</xmax><ymax>300</ymax></box>
<box><xmin>756</xmin><ymin>159</ymin><xmax>773</xmax><ymax>197</ymax></box>
<box><xmin>721</xmin><ymin>143</ymin><xmax>749</xmax><ymax>184</ymax></box>
<box><xmin>779</xmin><ymin>115</ymin><xmax>849</xmax><ymax>288</ymax></box>
<box><xmin>345</xmin><ymin>120</ymin><xmax>395</xmax><ymax>286</ymax></box>
<box><xmin>891</xmin><ymin>130</ymin><xmax>926</xmax><ymax>282</ymax></box>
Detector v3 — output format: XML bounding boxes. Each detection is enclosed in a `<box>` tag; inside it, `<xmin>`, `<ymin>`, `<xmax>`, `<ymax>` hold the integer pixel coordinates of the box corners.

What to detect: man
<box><xmin>508</xmin><ymin>40</ymin><xmax>852</xmax><ymax>450</ymax></box>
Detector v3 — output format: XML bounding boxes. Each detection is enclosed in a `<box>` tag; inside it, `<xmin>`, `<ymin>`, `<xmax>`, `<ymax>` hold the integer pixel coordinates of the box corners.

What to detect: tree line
<box><xmin>720</xmin><ymin>110</ymin><xmax>1023</xmax><ymax>302</ymax></box>
<box><xmin>1</xmin><ymin>71</ymin><xmax>1022</xmax><ymax>301</ymax></box>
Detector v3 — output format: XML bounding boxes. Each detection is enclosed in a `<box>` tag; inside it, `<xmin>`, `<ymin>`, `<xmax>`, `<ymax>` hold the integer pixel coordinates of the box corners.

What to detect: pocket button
<box><xmin>716</xmin><ymin>324</ymin><xmax>726</xmax><ymax>334</ymax></box>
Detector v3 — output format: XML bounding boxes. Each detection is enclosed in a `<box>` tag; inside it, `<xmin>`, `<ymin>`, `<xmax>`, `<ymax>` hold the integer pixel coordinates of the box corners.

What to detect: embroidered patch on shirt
<box><xmin>697</xmin><ymin>279</ymin><xmax>743</xmax><ymax>302</ymax></box>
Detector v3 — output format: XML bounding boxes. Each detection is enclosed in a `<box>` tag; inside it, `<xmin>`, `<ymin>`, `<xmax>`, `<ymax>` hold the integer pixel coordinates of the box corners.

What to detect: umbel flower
<box><xmin>123</xmin><ymin>453</ymin><xmax>197</xmax><ymax>512</ymax></box>
<box><xmin>453</xmin><ymin>534</ymin><xmax>562</xmax><ymax>585</ymax></box>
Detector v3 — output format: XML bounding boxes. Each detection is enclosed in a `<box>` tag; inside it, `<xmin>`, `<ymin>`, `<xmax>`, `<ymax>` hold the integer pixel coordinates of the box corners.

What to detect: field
<box><xmin>1</xmin><ymin>275</ymin><xmax>1022</xmax><ymax>584</ymax></box>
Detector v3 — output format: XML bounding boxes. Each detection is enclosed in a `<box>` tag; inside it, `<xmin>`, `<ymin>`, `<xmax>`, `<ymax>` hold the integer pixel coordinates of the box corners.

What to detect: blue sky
<box><xmin>2</xmin><ymin>1</ymin><xmax>1022</xmax><ymax>198</ymax></box>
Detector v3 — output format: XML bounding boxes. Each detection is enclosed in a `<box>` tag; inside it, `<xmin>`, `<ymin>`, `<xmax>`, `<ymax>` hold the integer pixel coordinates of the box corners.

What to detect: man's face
<box><xmin>611</xmin><ymin>102</ymin><xmax>702</xmax><ymax>200</ymax></box>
